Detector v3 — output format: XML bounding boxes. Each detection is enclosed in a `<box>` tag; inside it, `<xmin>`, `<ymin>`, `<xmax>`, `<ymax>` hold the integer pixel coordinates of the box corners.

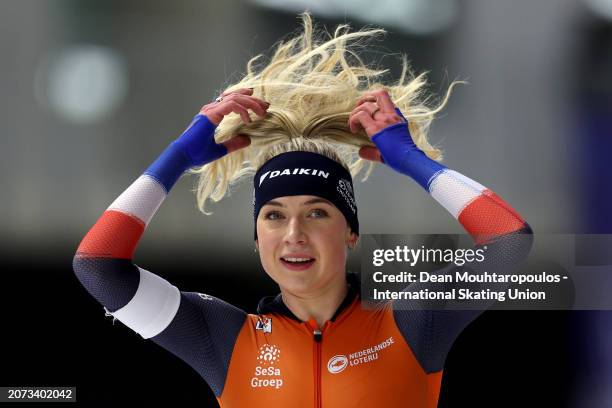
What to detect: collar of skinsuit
<box><xmin>256</xmin><ymin>273</ymin><xmax>361</xmax><ymax>322</ymax></box>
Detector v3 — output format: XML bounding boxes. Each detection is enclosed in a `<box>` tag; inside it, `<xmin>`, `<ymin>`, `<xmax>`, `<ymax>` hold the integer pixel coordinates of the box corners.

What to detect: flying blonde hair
<box><xmin>188</xmin><ymin>12</ymin><xmax>462</xmax><ymax>213</ymax></box>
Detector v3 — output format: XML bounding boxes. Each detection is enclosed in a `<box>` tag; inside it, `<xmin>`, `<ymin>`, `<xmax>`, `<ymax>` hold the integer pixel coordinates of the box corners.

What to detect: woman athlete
<box><xmin>73</xmin><ymin>14</ymin><xmax>532</xmax><ymax>408</ymax></box>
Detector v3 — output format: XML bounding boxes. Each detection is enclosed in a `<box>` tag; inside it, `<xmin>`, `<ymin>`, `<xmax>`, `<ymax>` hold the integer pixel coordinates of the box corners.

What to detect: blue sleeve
<box><xmin>371</xmin><ymin>109</ymin><xmax>446</xmax><ymax>189</ymax></box>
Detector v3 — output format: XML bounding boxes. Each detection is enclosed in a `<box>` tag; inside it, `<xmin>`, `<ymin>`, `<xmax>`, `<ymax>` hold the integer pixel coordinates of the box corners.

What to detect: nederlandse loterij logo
<box><xmin>256</xmin><ymin>317</ymin><xmax>272</xmax><ymax>333</ymax></box>
<box><xmin>327</xmin><ymin>337</ymin><xmax>395</xmax><ymax>374</ymax></box>
<box><xmin>259</xmin><ymin>168</ymin><xmax>330</xmax><ymax>186</ymax></box>
<box><xmin>327</xmin><ymin>355</ymin><xmax>349</xmax><ymax>374</ymax></box>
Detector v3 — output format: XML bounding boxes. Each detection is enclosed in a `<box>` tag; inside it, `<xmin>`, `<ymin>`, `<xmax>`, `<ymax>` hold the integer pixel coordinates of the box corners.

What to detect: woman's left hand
<box><xmin>348</xmin><ymin>89</ymin><xmax>405</xmax><ymax>162</ymax></box>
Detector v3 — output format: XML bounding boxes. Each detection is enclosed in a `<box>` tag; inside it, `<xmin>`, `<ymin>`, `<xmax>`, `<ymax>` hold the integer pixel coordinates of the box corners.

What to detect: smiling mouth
<box><xmin>280</xmin><ymin>257</ymin><xmax>316</xmax><ymax>270</ymax></box>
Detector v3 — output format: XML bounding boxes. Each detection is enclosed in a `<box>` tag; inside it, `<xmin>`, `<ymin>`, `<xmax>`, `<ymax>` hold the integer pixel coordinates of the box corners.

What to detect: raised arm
<box><xmin>72</xmin><ymin>89</ymin><xmax>268</xmax><ymax>395</ymax></box>
<box><xmin>350</xmin><ymin>90</ymin><xmax>533</xmax><ymax>374</ymax></box>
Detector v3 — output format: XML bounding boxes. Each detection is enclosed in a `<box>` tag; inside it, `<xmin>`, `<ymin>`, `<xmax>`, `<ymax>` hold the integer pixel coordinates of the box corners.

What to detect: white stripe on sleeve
<box><xmin>111</xmin><ymin>267</ymin><xmax>180</xmax><ymax>339</ymax></box>
<box><xmin>429</xmin><ymin>169</ymin><xmax>486</xmax><ymax>219</ymax></box>
<box><xmin>107</xmin><ymin>175</ymin><xmax>167</xmax><ymax>226</ymax></box>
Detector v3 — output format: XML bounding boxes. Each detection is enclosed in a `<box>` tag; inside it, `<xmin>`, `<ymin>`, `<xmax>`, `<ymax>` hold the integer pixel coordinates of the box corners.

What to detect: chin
<box><xmin>276</xmin><ymin>273</ymin><xmax>317</xmax><ymax>294</ymax></box>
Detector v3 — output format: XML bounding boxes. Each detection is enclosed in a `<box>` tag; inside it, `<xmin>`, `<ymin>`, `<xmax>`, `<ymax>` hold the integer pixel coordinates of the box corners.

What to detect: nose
<box><xmin>284</xmin><ymin>216</ymin><xmax>307</xmax><ymax>245</ymax></box>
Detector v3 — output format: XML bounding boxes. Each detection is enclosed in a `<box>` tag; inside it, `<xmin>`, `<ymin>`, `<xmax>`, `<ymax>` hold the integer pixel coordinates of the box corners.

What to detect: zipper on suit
<box><xmin>307</xmin><ymin>319</ymin><xmax>323</xmax><ymax>408</ymax></box>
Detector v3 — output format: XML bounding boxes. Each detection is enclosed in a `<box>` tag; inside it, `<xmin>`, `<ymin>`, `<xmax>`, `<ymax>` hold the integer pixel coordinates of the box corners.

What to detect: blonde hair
<box><xmin>256</xmin><ymin>139</ymin><xmax>350</xmax><ymax>172</ymax></box>
<box><xmin>189</xmin><ymin>12</ymin><xmax>462</xmax><ymax>213</ymax></box>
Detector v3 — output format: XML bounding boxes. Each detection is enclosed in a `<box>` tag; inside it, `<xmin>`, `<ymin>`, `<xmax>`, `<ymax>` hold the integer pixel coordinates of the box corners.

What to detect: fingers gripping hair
<box><xmin>188</xmin><ymin>12</ymin><xmax>462</xmax><ymax>214</ymax></box>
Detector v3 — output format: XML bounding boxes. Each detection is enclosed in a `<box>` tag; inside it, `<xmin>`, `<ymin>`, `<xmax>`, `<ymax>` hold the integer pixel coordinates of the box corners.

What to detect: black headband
<box><xmin>253</xmin><ymin>151</ymin><xmax>359</xmax><ymax>240</ymax></box>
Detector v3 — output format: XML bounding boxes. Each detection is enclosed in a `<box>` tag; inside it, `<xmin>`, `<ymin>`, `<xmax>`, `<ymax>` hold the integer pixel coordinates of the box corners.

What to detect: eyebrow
<box><xmin>264</xmin><ymin>198</ymin><xmax>334</xmax><ymax>207</ymax></box>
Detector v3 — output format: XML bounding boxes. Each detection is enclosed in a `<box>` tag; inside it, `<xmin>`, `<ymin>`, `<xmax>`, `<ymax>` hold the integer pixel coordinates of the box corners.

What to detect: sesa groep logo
<box><xmin>327</xmin><ymin>355</ymin><xmax>349</xmax><ymax>374</ymax></box>
<box><xmin>251</xmin><ymin>344</ymin><xmax>284</xmax><ymax>389</ymax></box>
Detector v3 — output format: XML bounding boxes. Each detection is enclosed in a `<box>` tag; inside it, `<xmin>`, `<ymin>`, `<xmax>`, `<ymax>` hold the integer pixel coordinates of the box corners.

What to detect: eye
<box><xmin>308</xmin><ymin>208</ymin><xmax>329</xmax><ymax>218</ymax></box>
<box><xmin>263</xmin><ymin>210</ymin><xmax>284</xmax><ymax>220</ymax></box>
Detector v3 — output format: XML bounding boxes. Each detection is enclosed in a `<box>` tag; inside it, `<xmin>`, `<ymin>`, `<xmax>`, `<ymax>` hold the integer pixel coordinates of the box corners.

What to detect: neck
<box><xmin>281</xmin><ymin>280</ymin><xmax>349</xmax><ymax>327</ymax></box>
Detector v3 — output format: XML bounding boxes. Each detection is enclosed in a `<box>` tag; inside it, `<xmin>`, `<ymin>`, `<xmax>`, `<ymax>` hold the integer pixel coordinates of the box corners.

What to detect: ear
<box><xmin>346</xmin><ymin>231</ymin><xmax>359</xmax><ymax>249</ymax></box>
<box><xmin>255</xmin><ymin>240</ymin><xmax>259</xmax><ymax>250</ymax></box>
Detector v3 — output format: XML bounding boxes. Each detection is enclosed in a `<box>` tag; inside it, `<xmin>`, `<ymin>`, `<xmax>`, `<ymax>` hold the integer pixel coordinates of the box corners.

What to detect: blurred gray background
<box><xmin>2</xmin><ymin>1</ymin><xmax>611</xmax><ymax>406</ymax></box>
<box><xmin>2</xmin><ymin>0</ymin><xmax>586</xmax><ymax>257</ymax></box>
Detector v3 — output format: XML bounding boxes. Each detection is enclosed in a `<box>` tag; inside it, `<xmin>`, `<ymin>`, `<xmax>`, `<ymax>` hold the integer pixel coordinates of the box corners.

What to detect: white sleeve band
<box><xmin>429</xmin><ymin>169</ymin><xmax>486</xmax><ymax>219</ymax></box>
<box><xmin>111</xmin><ymin>267</ymin><xmax>181</xmax><ymax>339</ymax></box>
<box><xmin>107</xmin><ymin>175</ymin><xmax>167</xmax><ymax>226</ymax></box>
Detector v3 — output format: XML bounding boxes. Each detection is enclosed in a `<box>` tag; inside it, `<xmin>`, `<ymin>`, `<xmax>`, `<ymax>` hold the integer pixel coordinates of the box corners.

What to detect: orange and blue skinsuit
<box><xmin>73</xmin><ymin>113</ymin><xmax>532</xmax><ymax>407</ymax></box>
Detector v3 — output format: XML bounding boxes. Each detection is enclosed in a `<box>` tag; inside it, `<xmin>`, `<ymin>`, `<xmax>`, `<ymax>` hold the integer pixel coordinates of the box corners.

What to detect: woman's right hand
<box><xmin>174</xmin><ymin>88</ymin><xmax>269</xmax><ymax>167</ymax></box>
<box><xmin>202</xmin><ymin>87</ymin><xmax>269</xmax><ymax>127</ymax></box>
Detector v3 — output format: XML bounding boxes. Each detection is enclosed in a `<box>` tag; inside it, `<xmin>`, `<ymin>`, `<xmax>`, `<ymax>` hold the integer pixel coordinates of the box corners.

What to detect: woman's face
<box><xmin>256</xmin><ymin>195</ymin><xmax>357</xmax><ymax>297</ymax></box>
